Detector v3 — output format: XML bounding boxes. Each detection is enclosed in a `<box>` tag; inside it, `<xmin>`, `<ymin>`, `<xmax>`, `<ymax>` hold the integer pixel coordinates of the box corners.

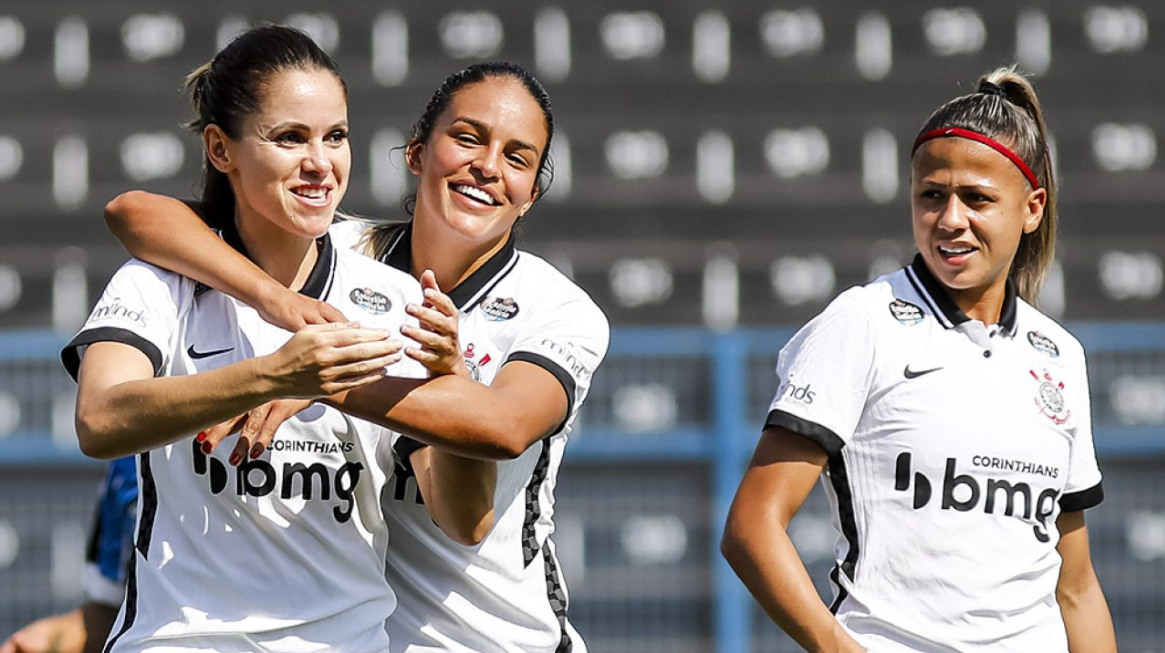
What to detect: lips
<box><xmin>291</xmin><ymin>184</ymin><xmax>332</xmax><ymax>206</ymax></box>
<box><xmin>450</xmin><ymin>183</ymin><xmax>500</xmax><ymax>207</ymax></box>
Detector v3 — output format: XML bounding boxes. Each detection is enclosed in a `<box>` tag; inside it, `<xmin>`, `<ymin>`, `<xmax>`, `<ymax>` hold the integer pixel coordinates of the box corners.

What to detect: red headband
<box><xmin>912</xmin><ymin>127</ymin><xmax>1041</xmax><ymax>190</ymax></box>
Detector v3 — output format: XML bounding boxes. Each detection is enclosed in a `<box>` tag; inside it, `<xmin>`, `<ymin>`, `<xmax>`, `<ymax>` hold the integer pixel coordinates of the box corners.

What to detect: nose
<box><xmin>472</xmin><ymin>143</ymin><xmax>502</xmax><ymax>180</ymax></box>
<box><xmin>936</xmin><ymin>193</ymin><xmax>969</xmax><ymax>231</ymax></box>
<box><xmin>302</xmin><ymin>141</ymin><xmax>333</xmax><ymax>175</ymax></box>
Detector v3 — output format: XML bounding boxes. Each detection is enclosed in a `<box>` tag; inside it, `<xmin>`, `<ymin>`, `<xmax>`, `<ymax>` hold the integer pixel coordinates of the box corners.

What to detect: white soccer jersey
<box><xmin>340</xmin><ymin>222</ymin><xmax>609</xmax><ymax>653</ymax></box>
<box><xmin>765</xmin><ymin>255</ymin><xmax>1103</xmax><ymax>652</ymax></box>
<box><xmin>62</xmin><ymin>227</ymin><xmax>425</xmax><ymax>653</ymax></box>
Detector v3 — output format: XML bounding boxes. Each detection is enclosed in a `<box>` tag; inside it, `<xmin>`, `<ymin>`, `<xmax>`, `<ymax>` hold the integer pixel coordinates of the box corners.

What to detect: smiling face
<box><xmin>207</xmin><ymin>67</ymin><xmax>350</xmax><ymax>240</ymax></box>
<box><xmin>911</xmin><ymin>136</ymin><xmax>1046</xmax><ymax>313</ymax></box>
<box><xmin>406</xmin><ymin>76</ymin><xmax>548</xmax><ymax>248</ymax></box>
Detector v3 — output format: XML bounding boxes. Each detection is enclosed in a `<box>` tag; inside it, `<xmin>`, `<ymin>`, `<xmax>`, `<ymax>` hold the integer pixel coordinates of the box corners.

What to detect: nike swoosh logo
<box><xmin>187</xmin><ymin>345</ymin><xmax>235</xmax><ymax>360</ymax></box>
<box><xmin>904</xmin><ymin>365</ymin><xmax>942</xmax><ymax>379</ymax></box>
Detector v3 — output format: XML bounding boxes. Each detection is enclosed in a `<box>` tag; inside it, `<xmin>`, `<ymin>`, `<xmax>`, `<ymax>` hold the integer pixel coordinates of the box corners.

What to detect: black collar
<box><xmin>381</xmin><ymin>222</ymin><xmax>519</xmax><ymax>311</ymax></box>
<box><xmin>219</xmin><ymin>219</ymin><xmax>336</xmax><ymax>300</ymax></box>
<box><xmin>906</xmin><ymin>253</ymin><xmax>1017</xmax><ymax>335</ymax></box>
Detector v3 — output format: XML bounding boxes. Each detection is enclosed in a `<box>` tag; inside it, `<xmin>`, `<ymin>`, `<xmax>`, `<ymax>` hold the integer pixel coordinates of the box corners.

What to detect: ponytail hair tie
<box><xmin>977</xmin><ymin>80</ymin><xmax>1008</xmax><ymax>99</ymax></box>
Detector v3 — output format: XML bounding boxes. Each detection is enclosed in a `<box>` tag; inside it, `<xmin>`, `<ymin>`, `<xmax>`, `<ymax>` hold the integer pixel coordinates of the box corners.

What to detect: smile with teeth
<box><xmin>452</xmin><ymin>184</ymin><xmax>499</xmax><ymax>206</ymax></box>
<box><xmin>292</xmin><ymin>186</ymin><xmax>329</xmax><ymax>201</ymax></box>
<box><xmin>939</xmin><ymin>245</ymin><xmax>976</xmax><ymax>256</ymax></box>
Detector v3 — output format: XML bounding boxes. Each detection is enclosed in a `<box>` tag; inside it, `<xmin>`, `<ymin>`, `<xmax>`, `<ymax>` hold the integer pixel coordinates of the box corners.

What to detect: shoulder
<box><xmin>511</xmin><ymin>251</ymin><xmax>609</xmax><ymax>329</ymax></box>
<box><xmin>1015</xmin><ymin>300</ymin><xmax>1086</xmax><ymax>362</ymax></box>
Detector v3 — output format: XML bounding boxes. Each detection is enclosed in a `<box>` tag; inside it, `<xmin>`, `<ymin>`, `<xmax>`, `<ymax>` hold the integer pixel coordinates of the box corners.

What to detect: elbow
<box><xmin>446</xmin><ymin>515</ymin><xmax>494</xmax><ymax>547</ymax></box>
<box><xmin>103</xmin><ymin>190</ymin><xmax>149</xmax><ymax>241</ymax></box>
<box><xmin>74</xmin><ymin>409</ymin><xmax>119</xmax><ymax>460</ymax></box>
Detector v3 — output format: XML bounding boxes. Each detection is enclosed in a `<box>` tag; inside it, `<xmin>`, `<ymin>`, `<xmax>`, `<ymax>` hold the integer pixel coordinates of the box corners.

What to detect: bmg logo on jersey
<box><xmin>191</xmin><ymin>439</ymin><xmax>363</xmax><ymax>523</ymax></box>
<box><xmin>893</xmin><ymin>452</ymin><xmax>1059</xmax><ymax>542</ymax></box>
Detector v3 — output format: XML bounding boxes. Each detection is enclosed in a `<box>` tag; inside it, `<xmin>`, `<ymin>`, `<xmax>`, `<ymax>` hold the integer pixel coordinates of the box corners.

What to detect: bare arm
<box><xmin>721</xmin><ymin>427</ymin><xmax>866</xmax><ymax>653</ymax></box>
<box><xmin>410</xmin><ymin>448</ymin><xmax>496</xmax><ymax>545</ymax></box>
<box><xmin>104</xmin><ymin>191</ymin><xmax>345</xmax><ymax>330</ymax></box>
<box><xmin>1056</xmin><ymin>510</ymin><xmax>1117</xmax><ymax>653</ymax></box>
<box><xmin>75</xmin><ymin>325</ymin><xmax>400</xmax><ymax>458</ymax></box>
<box><xmin>328</xmin><ymin>361</ymin><xmax>569</xmax><ymax>460</ymax></box>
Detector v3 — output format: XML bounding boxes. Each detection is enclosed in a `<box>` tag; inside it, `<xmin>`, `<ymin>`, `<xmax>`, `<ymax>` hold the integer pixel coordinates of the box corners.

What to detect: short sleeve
<box><xmin>1059</xmin><ymin>343</ymin><xmax>1104</xmax><ymax>511</ymax></box>
<box><xmin>506</xmin><ymin>295</ymin><xmax>610</xmax><ymax>436</ymax></box>
<box><xmin>83</xmin><ymin>457</ymin><xmax>138</xmax><ymax>607</ymax></box>
<box><xmin>764</xmin><ymin>291</ymin><xmax>876</xmax><ymax>457</ymax></box>
<box><xmin>61</xmin><ymin>260</ymin><xmax>185</xmax><ymax>381</ymax></box>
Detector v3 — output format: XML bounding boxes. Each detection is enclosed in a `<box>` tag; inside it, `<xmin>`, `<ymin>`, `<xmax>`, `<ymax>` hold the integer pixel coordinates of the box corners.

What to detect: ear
<box><xmin>517</xmin><ymin>184</ymin><xmax>539</xmax><ymax>219</ymax></box>
<box><xmin>203</xmin><ymin>125</ymin><xmax>234</xmax><ymax>174</ymax></box>
<box><xmin>1022</xmin><ymin>187</ymin><xmax>1046</xmax><ymax>234</ymax></box>
<box><xmin>405</xmin><ymin>140</ymin><xmax>423</xmax><ymax>177</ymax></box>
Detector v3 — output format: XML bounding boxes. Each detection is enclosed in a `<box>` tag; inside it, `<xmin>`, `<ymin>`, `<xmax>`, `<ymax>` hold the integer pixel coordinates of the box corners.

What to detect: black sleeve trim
<box><xmin>506</xmin><ymin>352</ymin><xmax>576</xmax><ymax>436</ymax></box>
<box><xmin>765</xmin><ymin>409</ymin><xmax>846</xmax><ymax>458</ymax></box>
<box><xmin>392</xmin><ymin>436</ymin><xmax>428</xmax><ymax>475</ymax></box>
<box><xmin>61</xmin><ymin>327</ymin><xmax>164</xmax><ymax>382</ymax></box>
<box><xmin>1060</xmin><ymin>482</ymin><xmax>1104</xmax><ymax>512</ymax></box>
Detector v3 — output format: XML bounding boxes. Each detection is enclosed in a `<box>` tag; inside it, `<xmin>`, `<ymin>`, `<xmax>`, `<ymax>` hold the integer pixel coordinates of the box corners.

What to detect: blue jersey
<box><xmin>83</xmin><ymin>457</ymin><xmax>137</xmax><ymax>606</ymax></box>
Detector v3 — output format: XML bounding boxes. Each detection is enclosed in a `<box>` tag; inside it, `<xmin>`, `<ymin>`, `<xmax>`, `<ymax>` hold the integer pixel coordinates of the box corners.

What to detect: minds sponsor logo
<box><xmin>192</xmin><ymin>439</ymin><xmax>363</xmax><ymax>523</ymax></box>
<box><xmin>481</xmin><ymin>297</ymin><xmax>519</xmax><ymax>321</ymax></box>
<box><xmin>91</xmin><ymin>297</ymin><xmax>148</xmax><ymax>327</ymax></box>
<box><xmin>777</xmin><ymin>381</ymin><xmax>815</xmax><ymax>405</ymax></box>
<box><xmin>350</xmin><ymin>288</ymin><xmax>391</xmax><ymax>314</ymax></box>
<box><xmin>541</xmin><ymin>339</ymin><xmax>593</xmax><ymax>380</ymax></box>
<box><xmin>894</xmin><ymin>452</ymin><xmax>1060</xmax><ymax>542</ymax></box>
<box><xmin>1027</xmin><ymin>331</ymin><xmax>1060</xmax><ymax>358</ymax></box>
<box><xmin>888</xmin><ymin>299</ymin><xmax>924</xmax><ymax>326</ymax></box>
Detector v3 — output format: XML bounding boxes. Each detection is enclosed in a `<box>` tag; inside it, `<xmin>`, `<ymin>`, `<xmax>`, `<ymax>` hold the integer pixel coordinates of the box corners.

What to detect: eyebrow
<box><xmin>263</xmin><ymin>119</ymin><xmax>349</xmax><ymax>132</ymax></box>
<box><xmin>451</xmin><ymin>117</ymin><xmax>540</xmax><ymax>155</ymax></box>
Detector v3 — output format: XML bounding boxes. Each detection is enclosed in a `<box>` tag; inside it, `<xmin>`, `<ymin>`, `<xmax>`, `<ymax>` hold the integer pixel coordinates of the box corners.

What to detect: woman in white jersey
<box><xmin>105</xmin><ymin>62</ymin><xmax>609</xmax><ymax>652</ymax></box>
<box><xmin>63</xmin><ymin>26</ymin><xmax>494</xmax><ymax>652</ymax></box>
<box><xmin>722</xmin><ymin>68</ymin><xmax>1117</xmax><ymax>652</ymax></box>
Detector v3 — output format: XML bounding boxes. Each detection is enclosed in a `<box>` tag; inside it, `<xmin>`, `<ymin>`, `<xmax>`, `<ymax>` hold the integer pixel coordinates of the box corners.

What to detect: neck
<box><xmin>948</xmin><ymin>277</ymin><xmax>1008</xmax><ymax>326</ymax></box>
<box><xmin>408</xmin><ymin>218</ymin><xmax>510</xmax><ymax>291</ymax></box>
<box><xmin>234</xmin><ymin>210</ymin><xmax>319</xmax><ymax>291</ymax></box>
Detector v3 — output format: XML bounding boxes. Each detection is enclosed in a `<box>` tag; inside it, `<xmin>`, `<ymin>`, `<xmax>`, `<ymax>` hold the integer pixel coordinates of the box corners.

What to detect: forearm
<box><xmin>722</xmin><ymin>524</ymin><xmax>860</xmax><ymax>653</ymax></box>
<box><xmin>104</xmin><ymin>190</ymin><xmax>280</xmax><ymax>307</ymax></box>
<box><xmin>1060</xmin><ymin>578</ymin><xmax>1117</xmax><ymax>653</ymax></box>
<box><xmin>328</xmin><ymin>376</ymin><xmax>537</xmax><ymax>460</ymax></box>
<box><xmin>418</xmin><ymin>449</ymin><xmax>496</xmax><ymax>545</ymax></box>
<box><xmin>77</xmin><ymin>359</ymin><xmax>276</xmax><ymax>458</ymax></box>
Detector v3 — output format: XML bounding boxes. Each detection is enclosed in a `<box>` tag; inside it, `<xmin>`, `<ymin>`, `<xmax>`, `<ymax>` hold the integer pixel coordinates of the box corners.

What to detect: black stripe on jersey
<box><xmin>826</xmin><ymin>453</ymin><xmax>860</xmax><ymax>613</ymax></box>
<box><xmin>764</xmin><ymin>409</ymin><xmax>845</xmax><ymax>457</ymax></box>
<box><xmin>379</xmin><ymin>222</ymin><xmax>519</xmax><ymax>311</ymax></box>
<box><xmin>906</xmin><ymin>255</ymin><xmax>1019</xmax><ymax>334</ymax></box>
<box><xmin>62</xmin><ymin>327</ymin><xmax>164</xmax><ymax>381</ymax></box>
<box><xmin>392</xmin><ymin>436</ymin><xmax>428</xmax><ymax>475</ymax></box>
<box><xmin>905</xmin><ymin>262</ymin><xmax>951</xmax><ymax>329</ymax></box>
<box><xmin>103</xmin><ymin>452</ymin><xmax>157</xmax><ymax>653</ymax></box>
<box><xmin>507</xmin><ymin>352</ymin><xmax>577</xmax><ymax>434</ymax></box>
<box><xmin>1060</xmin><ymin>482</ymin><xmax>1104</xmax><ymax>512</ymax></box>
<box><xmin>461</xmin><ymin>252</ymin><xmax>520</xmax><ymax>312</ymax></box>
<box><xmin>521</xmin><ymin>440</ymin><xmax>553</xmax><ymax>567</ymax></box>
<box><xmin>218</xmin><ymin>219</ymin><xmax>336</xmax><ymax>300</ymax></box>
<box><xmin>542</xmin><ymin>545</ymin><xmax>574</xmax><ymax>653</ymax></box>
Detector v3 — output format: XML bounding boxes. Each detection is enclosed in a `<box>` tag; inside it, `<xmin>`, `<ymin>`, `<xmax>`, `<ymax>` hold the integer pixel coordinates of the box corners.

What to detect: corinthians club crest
<box><xmin>463</xmin><ymin>343</ymin><xmax>492</xmax><ymax>382</ymax></box>
<box><xmin>1030</xmin><ymin>368</ymin><xmax>1071</xmax><ymax>425</ymax></box>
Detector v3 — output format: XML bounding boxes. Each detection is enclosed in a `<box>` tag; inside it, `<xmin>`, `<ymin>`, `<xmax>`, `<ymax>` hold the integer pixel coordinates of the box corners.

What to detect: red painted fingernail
<box><xmin>201</xmin><ymin>441</ymin><xmax>213</xmax><ymax>455</ymax></box>
<box><xmin>229</xmin><ymin>452</ymin><xmax>241</xmax><ymax>466</ymax></box>
<box><xmin>196</xmin><ymin>432</ymin><xmax>207</xmax><ymax>442</ymax></box>
<box><xmin>250</xmin><ymin>447</ymin><xmax>262</xmax><ymax>459</ymax></box>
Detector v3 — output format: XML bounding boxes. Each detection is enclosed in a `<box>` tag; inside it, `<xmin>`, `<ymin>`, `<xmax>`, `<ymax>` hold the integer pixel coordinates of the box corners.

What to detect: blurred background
<box><xmin>0</xmin><ymin>1</ymin><xmax>1163</xmax><ymax>651</ymax></box>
